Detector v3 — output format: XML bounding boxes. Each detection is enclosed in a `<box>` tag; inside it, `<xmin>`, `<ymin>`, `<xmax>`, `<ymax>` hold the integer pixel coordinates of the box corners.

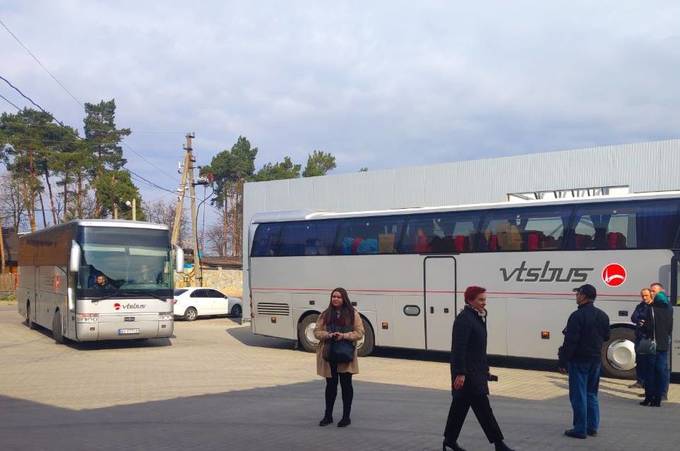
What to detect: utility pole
<box><xmin>171</xmin><ymin>147</ymin><xmax>190</xmax><ymax>247</ymax></box>
<box><xmin>171</xmin><ymin>133</ymin><xmax>202</xmax><ymax>287</ymax></box>
<box><xmin>186</xmin><ymin>133</ymin><xmax>202</xmax><ymax>287</ymax></box>
<box><xmin>0</xmin><ymin>221</ymin><xmax>5</xmax><ymax>274</ymax></box>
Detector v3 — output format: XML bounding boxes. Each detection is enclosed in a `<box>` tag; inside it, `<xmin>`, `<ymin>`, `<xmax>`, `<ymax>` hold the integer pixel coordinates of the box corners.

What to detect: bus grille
<box><xmin>256</xmin><ymin>302</ymin><xmax>290</xmax><ymax>316</ymax></box>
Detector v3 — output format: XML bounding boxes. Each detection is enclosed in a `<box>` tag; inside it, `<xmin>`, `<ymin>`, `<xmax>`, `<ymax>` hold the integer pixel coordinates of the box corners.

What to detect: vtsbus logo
<box><xmin>500</xmin><ymin>261</ymin><xmax>594</xmax><ymax>283</ymax></box>
<box><xmin>113</xmin><ymin>303</ymin><xmax>147</xmax><ymax>310</ymax></box>
<box><xmin>602</xmin><ymin>263</ymin><xmax>626</xmax><ymax>287</ymax></box>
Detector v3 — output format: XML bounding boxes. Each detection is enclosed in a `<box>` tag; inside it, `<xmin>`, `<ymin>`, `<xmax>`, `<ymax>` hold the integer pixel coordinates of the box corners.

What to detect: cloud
<box><xmin>1</xmin><ymin>0</ymin><xmax>679</xmax><ymax>202</ymax></box>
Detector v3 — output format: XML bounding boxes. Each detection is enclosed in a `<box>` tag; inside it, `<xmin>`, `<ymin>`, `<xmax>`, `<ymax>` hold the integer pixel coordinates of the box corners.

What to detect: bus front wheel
<box><xmin>601</xmin><ymin>328</ymin><xmax>636</xmax><ymax>379</ymax></box>
<box><xmin>298</xmin><ymin>313</ymin><xmax>320</xmax><ymax>353</ymax></box>
<box><xmin>356</xmin><ymin>317</ymin><xmax>374</xmax><ymax>357</ymax></box>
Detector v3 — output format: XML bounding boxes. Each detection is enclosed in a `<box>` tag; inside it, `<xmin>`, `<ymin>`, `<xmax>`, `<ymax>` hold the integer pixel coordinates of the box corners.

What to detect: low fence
<box><xmin>0</xmin><ymin>273</ymin><xmax>16</xmax><ymax>292</ymax></box>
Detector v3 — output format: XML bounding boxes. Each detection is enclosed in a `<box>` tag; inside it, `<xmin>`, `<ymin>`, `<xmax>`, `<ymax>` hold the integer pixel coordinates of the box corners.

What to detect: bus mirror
<box><xmin>175</xmin><ymin>247</ymin><xmax>184</xmax><ymax>273</ymax></box>
<box><xmin>69</xmin><ymin>241</ymin><xmax>81</xmax><ymax>273</ymax></box>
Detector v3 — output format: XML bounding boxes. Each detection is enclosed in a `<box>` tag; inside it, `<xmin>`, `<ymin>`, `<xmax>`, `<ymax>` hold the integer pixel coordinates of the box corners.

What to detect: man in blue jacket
<box><xmin>558</xmin><ymin>284</ymin><xmax>611</xmax><ymax>439</ymax></box>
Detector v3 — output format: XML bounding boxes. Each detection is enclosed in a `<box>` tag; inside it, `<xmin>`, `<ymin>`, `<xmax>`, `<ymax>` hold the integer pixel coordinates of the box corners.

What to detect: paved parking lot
<box><xmin>0</xmin><ymin>303</ymin><xmax>678</xmax><ymax>451</ymax></box>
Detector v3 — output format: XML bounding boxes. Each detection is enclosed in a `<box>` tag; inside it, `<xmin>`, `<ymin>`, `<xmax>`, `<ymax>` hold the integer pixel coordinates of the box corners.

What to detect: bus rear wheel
<box><xmin>26</xmin><ymin>302</ymin><xmax>36</xmax><ymax>330</ymax></box>
<box><xmin>231</xmin><ymin>304</ymin><xmax>242</xmax><ymax>318</ymax></box>
<box><xmin>52</xmin><ymin>310</ymin><xmax>65</xmax><ymax>344</ymax></box>
<box><xmin>298</xmin><ymin>314</ymin><xmax>320</xmax><ymax>353</ymax></box>
<box><xmin>601</xmin><ymin>328</ymin><xmax>636</xmax><ymax>379</ymax></box>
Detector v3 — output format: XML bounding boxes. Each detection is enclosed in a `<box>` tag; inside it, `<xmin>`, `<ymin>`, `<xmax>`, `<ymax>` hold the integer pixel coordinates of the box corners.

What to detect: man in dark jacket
<box><xmin>443</xmin><ymin>286</ymin><xmax>513</xmax><ymax>451</ymax></box>
<box><xmin>558</xmin><ymin>284</ymin><xmax>610</xmax><ymax>439</ymax></box>
<box><xmin>650</xmin><ymin>282</ymin><xmax>673</xmax><ymax>400</ymax></box>
<box><xmin>642</xmin><ymin>294</ymin><xmax>674</xmax><ymax>406</ymax></box>
<box><xmin>630</xmin><ymin>288</ymin><xmax>653</xmax><ymax>389</ymax></box>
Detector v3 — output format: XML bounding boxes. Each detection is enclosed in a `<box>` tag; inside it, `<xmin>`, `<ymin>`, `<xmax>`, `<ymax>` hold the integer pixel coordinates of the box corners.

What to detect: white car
<box><xmin>173</xmin><ymin>287</ymin><xmax>242</xmax><ymax>321</ymax></box>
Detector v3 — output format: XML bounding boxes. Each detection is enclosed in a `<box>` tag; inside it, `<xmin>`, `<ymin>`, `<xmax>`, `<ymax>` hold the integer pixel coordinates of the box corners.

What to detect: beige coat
<box><xmin>314</xmin><ymin>310</ymin><xmax>364</xmax><ymax>378</ymax></box>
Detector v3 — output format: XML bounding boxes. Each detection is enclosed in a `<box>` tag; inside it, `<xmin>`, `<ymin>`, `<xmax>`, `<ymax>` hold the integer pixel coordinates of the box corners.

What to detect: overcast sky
<box><xmin>2</xmin><ymin>1</ymin><xmax>680</xmax><ymax>206</ymax></box>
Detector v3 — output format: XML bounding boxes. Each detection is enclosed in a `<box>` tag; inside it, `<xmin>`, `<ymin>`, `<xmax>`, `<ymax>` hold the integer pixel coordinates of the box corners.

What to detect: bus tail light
<box><xmin>76</xmin><ymin>313</ymin><xmax>99</xmax><ymax>323</ymax></box>
<box><xmin>541</xmin><ymin>330</ymin><xmax>550</xmax><ymax>339</ymax></box>
<box><xmin>158</xmin><ymin>312</ymin><xmax>173</xmax><ymax>321</ymax></box>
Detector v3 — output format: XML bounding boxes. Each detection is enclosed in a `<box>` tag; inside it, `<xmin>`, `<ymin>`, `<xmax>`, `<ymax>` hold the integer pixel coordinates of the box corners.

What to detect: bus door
<box><xmin>423</xmin><ymin>256</ymin><xmax>457</xmax><ymax>351</ymax></box>
<box><xmin>671</xmin><ymin>254</ymin><xmax>679</xmax><ymax>373</ymax></box>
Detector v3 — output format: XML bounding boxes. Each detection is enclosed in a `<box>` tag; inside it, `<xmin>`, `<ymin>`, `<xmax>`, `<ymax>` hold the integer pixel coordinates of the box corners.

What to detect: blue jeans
<box><xmin>645</xmin><ymin>351</ymin><xmax>669</xmax><ymax>400</ymax></box>
<box><xmin>568</xmin><ymin>360</ymin><xmax>601</xmax><ymax>435</ymax></box>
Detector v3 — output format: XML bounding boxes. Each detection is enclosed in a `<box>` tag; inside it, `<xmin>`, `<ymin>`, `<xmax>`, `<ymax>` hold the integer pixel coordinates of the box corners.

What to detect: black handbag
<box><xmin>324</xmin><ymin>324</ymin><xmax>355</xmax><ymax>364</ymax></box>
<box><xmin>636</xmin><ymin>306</ymin><xmax>657</xmax><ymax>355</ymax></box>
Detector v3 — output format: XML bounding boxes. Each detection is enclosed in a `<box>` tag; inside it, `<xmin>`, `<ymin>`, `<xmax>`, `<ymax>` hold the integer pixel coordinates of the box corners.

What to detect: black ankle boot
<box><xmin>318</xmin><ymin>416</ymin><xmax>333</xmax><ymax>426</ymax></box>
<box><xmin>640</xmin><ymin>398</ymin><xmax>651</xmax><ymax>406</ymax></box>
<box><xmin>650</xmin><ymin>397</ymin><xmax>661</xmax><ymax>407</ymax></box>
<box><xmin>337</xmin><ymin>417</ymin><xmax>351</xmax><ymax>427</ymax></box>
<box><xmin>494</xmin><ymin>440</ymin><xmax>514</xmax><ymax>451</ymax></box>
<box><xmin>442</xmin><ymin>440</ymin><xmax>466</xmax><ymax>451</ymax></box>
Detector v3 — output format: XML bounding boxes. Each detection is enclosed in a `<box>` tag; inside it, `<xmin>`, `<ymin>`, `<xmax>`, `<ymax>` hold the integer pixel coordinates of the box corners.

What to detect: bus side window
<box><xmin>252</xmin><ymin>224</ymin><xmax>282</xmax><ymax>256</ymax></box>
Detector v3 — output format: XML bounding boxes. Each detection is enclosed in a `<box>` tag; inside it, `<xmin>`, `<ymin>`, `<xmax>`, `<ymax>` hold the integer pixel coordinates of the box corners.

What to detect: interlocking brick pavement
<box><xmin>0</xmin><ymin>305</ymin><xmax>677</xmax><ymax>451</ymax></box>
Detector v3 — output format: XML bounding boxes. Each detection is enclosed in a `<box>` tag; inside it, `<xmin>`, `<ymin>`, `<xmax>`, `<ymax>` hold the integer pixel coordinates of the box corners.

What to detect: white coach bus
<box><xmin>248</xmin><ymin>192</ymin><xmax>680</xmax><ymax>378</ymax></box>
<box><xmin>17</xmin><ymin>220</ymin><xmax>183</xmax><ymax>343</ymax></box>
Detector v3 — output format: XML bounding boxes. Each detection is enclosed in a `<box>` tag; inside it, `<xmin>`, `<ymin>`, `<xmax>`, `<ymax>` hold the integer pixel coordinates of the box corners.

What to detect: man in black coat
<box><xmin>641</xmin><ymin>294</ymin><xmax>674</xmax><ymax>406</ymax></box>
<box><xmin>443</xmin><ymin>286</ymin><xmax>513</xmax><ymax>451</ymax></box>
<box><xmin>558</xmin><ymin>284</ymin><xmax>610</xmax><ymax>439</ymax></box>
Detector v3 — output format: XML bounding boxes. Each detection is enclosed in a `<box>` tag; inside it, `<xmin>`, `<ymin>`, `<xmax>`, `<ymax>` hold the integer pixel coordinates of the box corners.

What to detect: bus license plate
<box><xmin>118</xmin><ymin>328</ymin><xmax>140</xmax><ymax>335</ymax></box>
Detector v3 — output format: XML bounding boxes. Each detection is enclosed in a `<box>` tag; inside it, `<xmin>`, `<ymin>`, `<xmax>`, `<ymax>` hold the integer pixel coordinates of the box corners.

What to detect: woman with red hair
<box><xmin>443</xmin><ymin>286</ymin><xmax>513</xmax><ymax>451</ymax></box>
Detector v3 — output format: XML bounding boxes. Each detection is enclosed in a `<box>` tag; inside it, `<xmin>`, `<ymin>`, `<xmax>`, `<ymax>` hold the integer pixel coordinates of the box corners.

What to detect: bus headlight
<box><xmin>76</xmin><ymin>313</ymin><xmax>99</xmax><ymax>323</ymax></box>
<box><xmin>158</xmin><ymin>312</ymin><xmax>174</xmax><ymax>321</ymax></box>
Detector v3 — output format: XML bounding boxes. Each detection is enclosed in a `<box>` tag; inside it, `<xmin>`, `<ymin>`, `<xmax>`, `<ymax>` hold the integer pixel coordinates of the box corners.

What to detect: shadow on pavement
<box><xmin>227</xmin><ymin>325</ymin><xmax>297</xmax><ymax>350</ymax></box>
<box><xmin>1</xmin><ymin>380</ymin><xmax>678</xmax><ymax>451</ymax></box>
<box><xmin>227</xmin><ymin>325</ymin><xmax>561</xmax><ymax>373</ymax></box>
<box><xmin>24</xmin><ymin>319</ymin><xmax>173</xmax><ymax>350</ymax></box>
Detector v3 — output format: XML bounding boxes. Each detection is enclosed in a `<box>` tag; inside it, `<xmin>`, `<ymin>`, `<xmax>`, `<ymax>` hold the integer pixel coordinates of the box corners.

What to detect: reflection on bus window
<box><xmin>335</xmin><ymin>217</ymin><xmax>403</xmax><ymax>255</ymax></box>
<box><xmin>401</xmin><ymin>213</ymin><xmax>479</xmax><ymax>253</ymax></box>
<box><xmin>279</xmin><ymin>221</ymin><xmax>337</xmax><ymax>256</ymax></box>
<box><xmin>250</xmin><ymin>199</ymin><xmax>680</xmax><ymax>256</ymax></box>
<box><xmin>481</xmin><ymin>207</ymin><xmax>568</xmax><ymax>252</ymax></box>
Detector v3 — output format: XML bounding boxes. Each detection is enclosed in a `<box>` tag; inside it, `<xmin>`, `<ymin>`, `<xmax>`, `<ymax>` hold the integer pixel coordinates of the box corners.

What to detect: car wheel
<box><xmin>601</xmin><ymin>328</ymin><xmax>636</xmax><ymax>379</ymax></box>
<box><xmin>26</xmin><ymin>302</ymin><xmax>36</xmax><ymax>329</ymax></box>
<box><xmin>184</xmin><ymin>307</ymin><xmax>198</xmax><ymax>321</ymax></box>
<box><xmin>230</xmin><ymin>304</ymin><xmax>242</xmax><ymax>318</ymax></box>
<box><xmin>297</xmin><ymin>313</ymin><xmax>320</xmax><ymax>353</ymax></box>
<box><xmin>52</xmin><ymin>310</ymin><xmax>65</xmax><ymax>344</ymax></box>
<box><xmin>356</xmin><ymin>317</ymin><xmax>375</xmax><ymax>357</ymax></box>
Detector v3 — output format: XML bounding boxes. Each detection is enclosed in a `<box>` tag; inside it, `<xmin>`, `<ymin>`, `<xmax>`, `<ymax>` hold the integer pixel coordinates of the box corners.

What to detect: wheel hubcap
<box><xmin>607</xmin><ymin>339</ymin><xmax>636</xmax><ymax>371</ymax></box>
<box><xmin>305</xmin><ymin>322</ymin><xmax>319</xmax><ymax>345</ymax></box>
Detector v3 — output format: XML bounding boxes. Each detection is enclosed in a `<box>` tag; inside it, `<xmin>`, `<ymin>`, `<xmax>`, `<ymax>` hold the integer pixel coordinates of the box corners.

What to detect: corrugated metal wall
<box><xmin>241</xmin><ymin>139</ymin><xmax>680</xmax><ymax>313</ymax></box>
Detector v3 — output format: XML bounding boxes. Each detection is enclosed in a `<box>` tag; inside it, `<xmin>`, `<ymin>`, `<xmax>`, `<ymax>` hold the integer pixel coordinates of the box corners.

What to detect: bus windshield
<box><xmin>76</xmin><ymin>227</ymin><xmax>172</xmax><ymax>297</ymax></box>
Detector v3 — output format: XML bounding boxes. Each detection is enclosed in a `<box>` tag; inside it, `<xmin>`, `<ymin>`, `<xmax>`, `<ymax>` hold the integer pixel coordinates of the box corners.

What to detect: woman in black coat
<box><xmin>443</xmin><ymin>286</ymin><xmax>513</xmax><ymax>451</ymax></box>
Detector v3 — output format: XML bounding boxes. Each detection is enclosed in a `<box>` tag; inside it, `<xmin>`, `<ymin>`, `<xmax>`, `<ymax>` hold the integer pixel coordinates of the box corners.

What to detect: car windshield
<box><xmin>76</xmin><ymin>227</ymin><xmax>172</xmax><ymax>297</ymax></box>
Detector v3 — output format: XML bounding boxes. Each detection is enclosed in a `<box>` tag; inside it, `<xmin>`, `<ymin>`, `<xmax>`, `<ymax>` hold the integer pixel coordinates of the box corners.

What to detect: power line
<box><xmin>129</xmin><ymin>171</ymin><xmax>176</xmax><ymax>194</ymax></box>
<box><xmin>0</xmin><ymin>74</ymin><xmax>180</xmax><ymax>190</ymax></box>
<box><xmin>0</xmin><ymin>17</ymin><xmax>82</xmax><ymax>107</ymax></box>
<box><xmin>0</xmin><ymin>93</ymin><xmax>21</xmax><ymax>111</ymax></box>
<box><xmin>0</xmin><ymin>18</ymin><xmax>181</xmax><ymax>182</ymax></box>
<box><xmin>0</xmin><ymin>74</ymin><xmax>65</xmax><ymax>126</ymax></box>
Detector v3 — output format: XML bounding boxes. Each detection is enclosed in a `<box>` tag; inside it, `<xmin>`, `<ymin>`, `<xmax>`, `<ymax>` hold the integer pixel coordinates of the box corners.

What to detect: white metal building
<box><xmin>242</xmin><ymin>139</ymin><xmax>680</xmax><ymax>314</ymax></box>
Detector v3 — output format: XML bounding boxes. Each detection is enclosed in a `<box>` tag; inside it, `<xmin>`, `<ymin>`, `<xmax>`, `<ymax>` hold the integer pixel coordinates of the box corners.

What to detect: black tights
<box><xmin>324</xmin><ymin>363</ymin><xmax>353</xmax><ymax>420</ymax></box>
